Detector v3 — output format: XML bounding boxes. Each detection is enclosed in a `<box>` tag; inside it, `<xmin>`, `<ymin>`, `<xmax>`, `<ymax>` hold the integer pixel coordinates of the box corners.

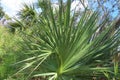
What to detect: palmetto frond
<box><xmin>14</xmin><ymin>0</ymin><xmax>120</xmax><ymax>80</ymax></box>
<box><xmin>18</xmin><ymin>4</ymin><xmax>36</xmax><ymax>20</ymax></box>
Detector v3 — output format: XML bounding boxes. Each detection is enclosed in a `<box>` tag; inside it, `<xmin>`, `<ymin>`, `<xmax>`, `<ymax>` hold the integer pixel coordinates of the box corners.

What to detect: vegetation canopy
<box><xmin>0</xmin><ymin>0</ymin><xmax>120</xmax><ymax>80</ymax></box>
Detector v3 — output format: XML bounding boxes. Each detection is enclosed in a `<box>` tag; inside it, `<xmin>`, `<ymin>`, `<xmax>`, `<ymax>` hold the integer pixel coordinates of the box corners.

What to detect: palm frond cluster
<box><xmin>11</xmin><ymin>0</ymin><xmax>120</xmax><ymax>80</ymax></box>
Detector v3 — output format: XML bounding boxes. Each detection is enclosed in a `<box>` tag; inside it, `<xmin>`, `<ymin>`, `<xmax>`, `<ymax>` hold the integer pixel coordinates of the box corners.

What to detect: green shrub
<box><xmin>13</xmin><ymin>0</ymin><xmax>120</xmax><ymax>80</ymax></box>
<box><xmin>0</xmin><ymin>27</ymin><xmax>23</xmax><ymax>79</ymax></box>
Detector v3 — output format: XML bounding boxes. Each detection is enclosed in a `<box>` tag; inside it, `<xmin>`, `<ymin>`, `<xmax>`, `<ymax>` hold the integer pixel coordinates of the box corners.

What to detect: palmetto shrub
<box><xmin>13</xmin><ymin>0</ymin><xmax>120</xmax><ymax>80</ymax></box>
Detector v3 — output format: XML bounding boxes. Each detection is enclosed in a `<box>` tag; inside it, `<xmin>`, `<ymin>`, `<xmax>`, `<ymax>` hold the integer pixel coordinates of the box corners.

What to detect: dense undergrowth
<box><xmin>0</xmin><ymin>0</ymin><xmax>120</xmax><ymax>80</ymax></box>
<box><xmin>0</xmin><ymin>27</ymin><xmax>25</xmax><ymax>79</ymax></box>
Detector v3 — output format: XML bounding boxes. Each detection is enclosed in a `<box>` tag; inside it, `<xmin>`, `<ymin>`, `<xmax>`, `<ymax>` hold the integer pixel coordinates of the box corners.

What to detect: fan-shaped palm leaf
<box><xmin>14</xmin><ymin>0</ymin><xmax>120</xmax><ymax>80</ymax></box>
